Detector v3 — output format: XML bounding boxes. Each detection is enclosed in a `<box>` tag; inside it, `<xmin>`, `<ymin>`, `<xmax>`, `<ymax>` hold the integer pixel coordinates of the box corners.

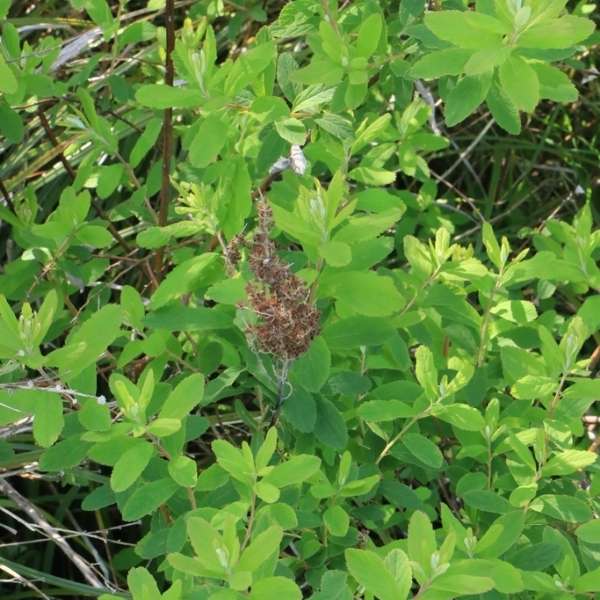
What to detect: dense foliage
<box><xmin>1</xmin><ymin>1</ymin><xmax>599</xmax><ymax>599</ymax></box>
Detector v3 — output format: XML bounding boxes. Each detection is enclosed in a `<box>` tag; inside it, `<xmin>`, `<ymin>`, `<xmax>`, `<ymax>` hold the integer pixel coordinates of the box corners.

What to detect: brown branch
<box><xmin>154</xmin><ymin>0</ymin><xmax>176</xmax><ymax>277</ymax></box>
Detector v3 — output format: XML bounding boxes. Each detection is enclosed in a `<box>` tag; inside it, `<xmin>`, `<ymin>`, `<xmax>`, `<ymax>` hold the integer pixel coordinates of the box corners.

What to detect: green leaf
<box><xmin>335</xmin><ymin>208</ymin><xmax>405</xmax><ymax>243</ymax></box>
<box><xmin>212</xmin><ymin>439</ymin><xmax>254</xmax><ymax>485</ymax></box>
<box><xmin>356</xmin><ymin>13</ymin><xmax>383</xmax><ymax>58</ymax></box>
<box><xmin>290</xmin><ymin>336</ymin><xmax>330</xmax><ymax>392</ymax></box>
<box><xmin>316</xmin><ymin>112</ymin><xmax>354</xmax><ymax>140</ymax></box>
<box><xmin>431</xmin><ymin>573</ymin><xmax>494</xmax><ymax>595</ymax></box>
<box><xmin>150</xmin><ymin>254</ymin><xmax>220</xmax><ymax>309</ymax></box>
<box><xmin>78</xmin><ymin>399</ymin><xmax>112</xmax><ymax>432</ymax></box>
<box><xmin>351</xmin><ymin>114</ymin><xmax>392</xmax><ymax>154</ymax></box>
<box><xmin>357</xmin><ymin>400</ymin><xmax>415</xmax><ymax>422</ymax></box>
<box><xmin>122</xmin><ymin>478</ymin><xmax>178</xmax><ymax>521</ymax></box>
<box><xmin>159</xmin><ymin>373</ymin><xmax>205</xmax><ymax>420</ymax></box>
<box><xmin>129</xmin><ymin>118</ymin><xmax>163</xmax><ymax>168</ymax></box>
<box><xmin>144</xmin><ymin>305</ymin><xmax>232</xmax><ymax>332</ymax></box>
<box><xmin>314</xmin><ymin>397</ymin><xmax>348</xmax><ymax>450</ymax></box>
<box><xmin>96</xmin><ymin>164</ymin><xmax>123</xmax><ymax>199</ymax></box>
<box><xmin>0</xmin><ymin>53</ymin><xmax>17</xmax><ymax>94</ymax></box>
<box><xmin>490</xmin><ymin>300</ymin><xmax>537</xmax><ymax>323</ymax></box>
<box><xmin>415</xmin><ymin>345</ymin><xmax>438</xmax><ymax>402</ymax></box>
<box><xmin>318</xmin><ymin>272</ymin><xmax>405</xmax><ymax>317</ymax></box>
<box><xmin>348</xmin><ymin>167</ymin><xmax>396</xmax><ymax>186</ymax></box>
<box><xmin>282</xmin><ymin>387</ymin><xmax>317</xmax><ymax>433</ymax></box>
<box><xmin>82</xmin><ymin>484</ymin><xmax>114</xmax><ymax>511</ymax></box>
<box><xmin>431</xmin><ymin>404</ymin><xmax>485</xmax><ymax>432</ymax></box>
<box><xmin>110</xmin><ymin>441</ymin><xmax>154</xmax><ymax>492</ymax></box>
<box><xmin>463</xmin><ymin>490</ymin><xmax>511</xmax><ymax>514</ymax></box>
<box><xmin>264</xmin><ymin>454</ymin><xmax>321</xmax><ymax>487</ymax></box>
<box><xmin>486</xmin><ymin>80</ymin><xmax>521</xmax><ymax>134</ymax></box>
<box><xmin>189</xmin><ymin>116</ymin><xmax>229</xmax><ymax>168</ymax></box>
<box><xmin>323</xmin><ymin>505</ymin><xmax>349</xmax><ymax>537</ymax></box>
<box><xmin>511</xmin><ymin>375</ymin><xmax>556</xmax><ymax>400</ymax></box>
<box><xmin>499</xmin><ymin>56</ymin><xmax>539</xmax><ymax>113</ymax></box>
<box><xmin>323</xmin><ymin>316</ymin><xmax>395</xmax><ymax>349</ymax></box>
<box><xmin>575</xmin><ymin>567</ymin><xmax>600</xmax><ymax>593</ymax></box>
<box><xmin>255</xmin><ymin>481</ymin><xmax>280</xmax><ymax>503</ymax></box>
<box><xmin>312</xmin><ymin>571</ymin><xmax>352</xmax><ymax>600</ymax></box>
<box><xmin>542</xmin><ymin>450</ymin><xmax>597</xmax><ymax>477</ymax></box>
<box><xmin>383</xmin><ymin>550</ymin><xmax>412</xmax><ymax>600</ymax></box>
<box><xmin>510</xmin><ymin>542</ymin><xmax>563</xmax><ymax>571</ymax></box>
<box><xmin>576</xmin><ymin>520</ymin><xmax>600</xmax><ymax>544</ymax></box>
<box><xmin>0</xmin><ymin>102</ymin><xmax>24</xmax><ymax>143</ymax></box>
<box><xmin>411</xmin><ymin>48</ymin><xmax>472</xmax><ymax>79</ymax></box>
<box><xmin>464</xmin><ymin>47</ymin><xmax>511</xmax><ymax>76</ymax></box>
<box><xmin>39</xmin><ymin>437</ymin><xmax>91</xmax><ymax>472</ymax></box>
<box><xmin>32</xmin><ymin>392</ymin><xmax>64</xmax><ymax>448</ymax></box>
<box><xmin>256</xmin><ymin>427</ymin><xmax>277</xmax><ymax>472</ymax></box>
<box><xmin>75</xmin><ymin>224</ymin><xmax>113</xmax><ymax>248</ymax></box>
<box><xmin>532</xmin><ymin>62</ymin><xmax>578</xmax><ymax>102</ymax></box>
<box><xmin>185</xmin><ymin>516</ymin><xmax>227</xmax><ymax>575</ymax></box>
<box><xmin>518</xmin><ymin>16</ymin><xmax>595</xmax><ymax>49</ymax></box>
<box><xmin>531</xmin><ymin>494</ymin><xmax>592</xmax><ymax>523</ymax></box>
<box><xmin>168</xmin><ymin>455</ymin><xmax>197</xmax><ymax>487</ymax></box>
<box><xmin>445</xmin><ymin>75</ymin><xmax>491</xmax><ymax>126</ymax></box>
<box><xmin>237</xmin><ymin>526</ymin><xmax>283</xmax><ymax>573</ymax></box>
<box><xmin>407</xmin><ymin>510</ymin><xmax>436</xmax><ymax>580</ymax></box>
<box><xmin>424</xmin><ymin>10</ymin><xmax>507</xmax><ymax>49</ymax></box>
<box><xmin>0</xmin><ymin>0</ymin><xmax>11</xmax><ymax>20</ymax></box>
<box><xmin>225</xmin><ymin>41</ymin><xmax>276</xmax><ymax>96</ymax></box>
<box><xmin>167</xmin><ymin>552</ymin><xmax>207</xmax><ymax>577</ymax></box>
<box><xmin>250</xmin><ymin>577</ymin><xmax>301</xmax><ymax>600</ymax></box>
<box><xmin>340</xmin><ymin>474</ymin><xmax>380</xmax><ymax>498</ymax></box>
<box><xmin>135</xmin><ymin>84</ymin><xmax>203</xmax><ymax>108</ymax></box>
<box><xmin>46</xmin><ymin>304</ymin><xmax>123</xmax><ymax>379</ymax></box>
<box><xmin>274</xmin><ymin>117</ymin><xmax>306</xmax><ymax>144</ymax></box>
<box><xmin>476</xmin><ymin>511</ymin><xmax>526</xmax><ymax>558</ymax></box>
<box><xmin>346</xmin><ymin>548</ymin><xmax>409</xmax><ymax>600</ymax></box>
<box><xmin>445</xmin><ymin>559</ymin><xmax>523</xmax><ymax>594</ymax></box>
<box><xmin>403</xmin><ymin>432</ymin><xmax>443</xmax><ymax>469</ymax></box>
<box><xmin>121</xmin><ymin>285</ymin><xmax>145</xmax><ymax>329</ymax></box>
<box><xmin>127</xmin><ymin>567</ymin><xmax>161</xmax><ymax>600</ymax></box>
<box><xmin>319</xmin><ymin>240</ymin><xmax>352</xmax><ymax>267</ymax></box>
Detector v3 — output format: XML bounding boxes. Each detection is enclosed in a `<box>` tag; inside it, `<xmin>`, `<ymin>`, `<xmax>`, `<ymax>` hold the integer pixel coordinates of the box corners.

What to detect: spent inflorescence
<box><xmin>242</xmin><ymin>199</ymin><xmax>320</xmax><ymax>360</ymax></box>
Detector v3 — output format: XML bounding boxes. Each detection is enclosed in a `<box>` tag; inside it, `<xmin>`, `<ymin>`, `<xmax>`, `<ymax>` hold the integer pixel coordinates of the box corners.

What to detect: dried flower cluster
<box><xmin>223</xmin><ymin>232</ymin><xmax>245</xmax><ymax>270</ymax></box>
<box><xmin>242</xmin><ymin>199</ymin><xmax>320</xmax><ymax>360</ymax></box>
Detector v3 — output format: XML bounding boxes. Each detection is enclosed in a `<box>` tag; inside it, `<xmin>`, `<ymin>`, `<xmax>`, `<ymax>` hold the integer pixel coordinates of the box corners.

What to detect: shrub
<box><xmin>0</xmin><ymin>1</ymin><xmax>599</xmax><ymax>599</ymax></box>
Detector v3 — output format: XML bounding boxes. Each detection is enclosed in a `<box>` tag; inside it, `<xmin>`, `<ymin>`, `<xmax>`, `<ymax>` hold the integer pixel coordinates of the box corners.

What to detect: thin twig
<box><xmin>155</xmin><ymin>0</ymin><xmax>176</xmax><ymax>277</ymax></box>
<box><xmin>0</xmin><ymin>478</ymin><xmax>105</xmax><ymax>589</ymax></box>
<box><xmin>0</xmin><ymin>562</ymin><xmax>51</xmax><ymax>600</ymax></box>
<box><xmin>37</xmin><ymin>103</ymin><xmax>160</xmax><ymax>288</ymax></box>
<box><xmin>0</xmin><ymin>178</ymin><xmax>16</xmax><ymax>214</ymax></box>
<box><xmin>440</xmin><ymin>120</ymin><xmax>495</xmax><ymax>182</ymax></box>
